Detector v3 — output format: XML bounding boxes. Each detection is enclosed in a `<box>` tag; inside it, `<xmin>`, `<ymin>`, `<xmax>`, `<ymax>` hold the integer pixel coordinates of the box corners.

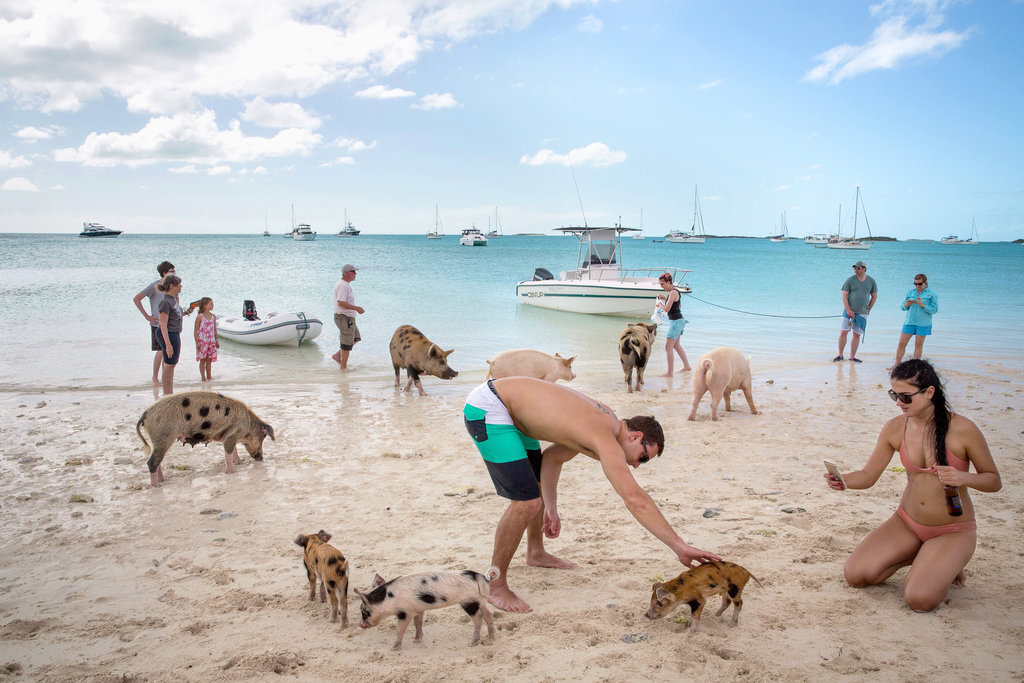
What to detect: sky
<box><xmin>2</xmin><ymin>0</ymin><xmax>1022</xmax><ymax>240</ymax></box>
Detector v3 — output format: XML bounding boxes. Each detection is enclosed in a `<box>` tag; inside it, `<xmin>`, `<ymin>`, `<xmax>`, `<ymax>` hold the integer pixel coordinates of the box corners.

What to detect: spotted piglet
<box><xmin>356</xmin><ymin>567</ymin><xmax>499</xmax><ymax>650</ymax></box>
<box><xmin>294</xmin><ymin>530</ymin><xmax>349</xmax><ymax>626</ymax></box>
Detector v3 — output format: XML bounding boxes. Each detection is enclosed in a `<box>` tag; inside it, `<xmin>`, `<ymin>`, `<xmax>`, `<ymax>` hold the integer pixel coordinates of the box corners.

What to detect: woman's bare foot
<box><xmin>526</xmin><ymin>550</ymin><xmax>578</xmax><ymax>570</ymax></box>
<box><xmin>487</xmin><ymin>585</ymin><xmax>532</xmax><ymax>613</ymax></box>
<box><xmin>657</xmin><ymin>373</ymin><xmax>673</xmax><ymax>378</ymax></box>
<box><xmin>953</xmin><ymin>570</ymin><xmax>966</xmax><ymax>588</ymax></box>
<box><xmin>678</xmin><ymin>367</ymin><xmax>691</xmax><ymax>372</ymax></box>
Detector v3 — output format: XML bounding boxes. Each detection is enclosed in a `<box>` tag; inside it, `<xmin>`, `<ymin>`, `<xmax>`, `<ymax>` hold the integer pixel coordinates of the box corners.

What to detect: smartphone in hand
<box><xmin>824</xmin><ymin>460</ymin><xmax>846</xmax><ymax>490</ymax></box>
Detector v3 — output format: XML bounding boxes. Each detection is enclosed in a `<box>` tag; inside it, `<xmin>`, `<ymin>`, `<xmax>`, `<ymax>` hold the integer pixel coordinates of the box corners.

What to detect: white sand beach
<box><xmin>1</xmin><ymin>360</ymin><xmax>1022</xmax><ymax>681</ymax></box>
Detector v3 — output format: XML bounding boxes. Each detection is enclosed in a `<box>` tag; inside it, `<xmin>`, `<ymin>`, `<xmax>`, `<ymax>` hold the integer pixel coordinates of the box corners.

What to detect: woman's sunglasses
<box><xmin>888</xmin><ymin>388</ymin><xmax>927</xmax><ymax>403</ymax></box>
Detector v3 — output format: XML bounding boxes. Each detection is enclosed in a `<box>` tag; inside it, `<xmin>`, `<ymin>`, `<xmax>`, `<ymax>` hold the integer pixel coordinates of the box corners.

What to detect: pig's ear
<box><xmin>355</xmin><ymin>589</ymin><xmax>368</xmax><ymax>604</ymax></box>
<box><xmin>554</xmin><ymin>352</ymin><xmax>563</xmax><ymax>358</ymax></box>
<box><xmin>317</xmin><ymin>530</ymin><xmax>332</xmax><ymax>542</ymax></box>
<box><xmin>262</xmin><ymin>423</ymin><xmax>275</xmax><ymax>441</ymax></box>
<box><xmin>294</xmin><ymin>535</ymin><xmax>309</xmax><ymax>548</ymax></box>
<box><xmin>655</xmin><ymin>587</ymin><xmax>672</xmax><ymax>601</ymax></box>
<box><xmin>371</xmin><ymin>574</ymin><xmax>386</xmax><ymax>588</ymax></box>
<box><xmin>443</xmin><ymin>348</ymin><xmax>454</xmax><ymax>358</ymax></box>
<box><xmin>566</xmin><ymin>355</ymin><xmax>577</xmax><ymax>365</ymax></box>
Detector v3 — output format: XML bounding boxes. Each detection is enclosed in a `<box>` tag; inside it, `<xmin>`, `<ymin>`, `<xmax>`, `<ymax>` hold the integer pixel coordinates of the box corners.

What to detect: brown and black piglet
<box><xmin>294</xmin><ymin>530</ymin><xmax>349</xmax><ymax>626</ymax></box>
<box><xmin>645</xmin><ymin>560</ymin><xmax>761</xmax><ymax>631</ymax></box>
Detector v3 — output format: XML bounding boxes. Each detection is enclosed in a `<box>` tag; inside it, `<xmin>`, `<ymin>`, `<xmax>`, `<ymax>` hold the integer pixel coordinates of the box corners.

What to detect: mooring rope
<box><xmin>685</xmin><ymin>293</ymin><xmax>842</xmax><ymax>319</ymax></box>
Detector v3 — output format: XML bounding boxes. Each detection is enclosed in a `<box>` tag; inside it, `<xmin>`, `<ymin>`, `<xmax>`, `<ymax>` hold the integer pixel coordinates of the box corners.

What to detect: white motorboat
<box><xmin>941</xmin><ymin>220</ymin><xmax>979</xmax><ymax>245</ymax></box>
<box><xmin>293</xmin><ymin>223</ymin><xmax>316</xmax><ymax>241</ymax></box>
<box><xmin>79</xmin><ymin>222</ymin><xmax>122</xmax><ymax>237</ymax></box>
<box><xmin>337</xmin><ymin>209</ymin><xmax>360</xmax><ymax>236</ymax></box>
<box><xmin>218</xmin><ymin>310</ymin><xmax>323</xmax><ymax>346</ymax></box>
<box><xmin>828</xmin><ymin>186</ymin><xmax>872</xmax><ymax>250</ymax></box>
<box><xmin>665</xmin><ymin>185</ymin><xmax>707</xmax><ymax>244</ymax></box>
<box><xmin>517</xmin><ymin>224</ymin><xmax>692</xmax><ymax>316</ymax></box>
<box><xmin>460</xmin><ymin>226</ymin><xmax>488</xmax><ymax>246</ymax></box>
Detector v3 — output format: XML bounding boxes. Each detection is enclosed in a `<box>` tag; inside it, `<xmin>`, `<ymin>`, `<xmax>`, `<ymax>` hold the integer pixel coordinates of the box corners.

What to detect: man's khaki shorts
<box><xmin>334</xmin><ymin>313</ymin><xmax>361</xmax><ymax>350</ymax></box>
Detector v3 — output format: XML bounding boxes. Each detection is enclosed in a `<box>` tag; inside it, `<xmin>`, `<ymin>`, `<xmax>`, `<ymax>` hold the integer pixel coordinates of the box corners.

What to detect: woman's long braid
<box><xmin>890</xmin><ymin>359</ymin><xmax>952</xmax><ymax>466</ymax></box>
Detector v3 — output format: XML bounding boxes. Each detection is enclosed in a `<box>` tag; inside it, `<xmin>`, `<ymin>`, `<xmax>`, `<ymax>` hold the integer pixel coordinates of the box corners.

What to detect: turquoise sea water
<box><xmin>0</xmin><ymin>233</ymin><xmax>1021</xmax><ymax>393</ymax></box>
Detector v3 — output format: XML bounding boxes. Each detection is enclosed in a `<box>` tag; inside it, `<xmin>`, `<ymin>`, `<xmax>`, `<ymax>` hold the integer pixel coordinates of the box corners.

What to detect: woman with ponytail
<box><xmin>825</xmin><ymin>359</ymin><xmax>1001</xmax><ymax>612</ymax></box>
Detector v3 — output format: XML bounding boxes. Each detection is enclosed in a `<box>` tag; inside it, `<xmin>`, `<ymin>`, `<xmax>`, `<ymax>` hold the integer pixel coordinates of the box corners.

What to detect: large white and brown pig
<box><xmin>388</xmin><ymin>325</ymin><xmax>458</xmax><ymax>396</ymax></box>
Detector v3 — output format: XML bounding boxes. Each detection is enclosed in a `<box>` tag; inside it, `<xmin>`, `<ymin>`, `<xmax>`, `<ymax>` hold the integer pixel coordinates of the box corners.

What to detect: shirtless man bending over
<box><xmin>463</xmin><ymin>377</ymin><xmax>720</xmax><ymax>612</ymax></box>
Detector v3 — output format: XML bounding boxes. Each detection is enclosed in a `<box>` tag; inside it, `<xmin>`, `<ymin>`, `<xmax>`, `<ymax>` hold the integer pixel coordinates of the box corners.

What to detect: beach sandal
<box><xmin>832</xmin><ymin>355</ymin><xmax>843</xmax><ymax>362</ymax></box>
<box><xmin>850</xmin><ymin>357</ymin><xmax>863</xmax><ymax>363</ymax></box>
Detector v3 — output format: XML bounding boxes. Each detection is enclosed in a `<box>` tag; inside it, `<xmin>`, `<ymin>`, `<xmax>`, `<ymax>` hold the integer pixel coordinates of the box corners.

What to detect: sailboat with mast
<box><xmin>632</xmin><ymin>208</ymin><xmax>645</xmax><ymax>239</ymax></box>
<box><xmin>487</xmin><ymin>207</ymin><xmax>503</xmax><ymax>238</ymax></box>
<box><xmin>768</xmin><ymin>211</ymin><xmax>790</xmax><ymax>241</ymax></box>
<box><xmin>666</xmin><ymin>185</ymin><xmax>707</xmax><ymax>244</ymax></box>
<box><xmin>827</xmin><ymin>186</ymin><xmax>872</xmax><ymax>250</ymax></box>
<box><xmin>427</xmin><ymin>205</ymin><xmax>444</xmax><ymax>238</ymax></box>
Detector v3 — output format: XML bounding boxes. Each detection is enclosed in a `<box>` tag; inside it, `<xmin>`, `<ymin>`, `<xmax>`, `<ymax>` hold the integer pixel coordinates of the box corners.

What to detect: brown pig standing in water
<box><xmin>388</xmin><ymin>324</ymin><xmax>458</xmax><ymax>396</ymax></box>
<box><xmin>356</xmin><ymin>567</ymin><xmax>499</xmax><ymax>650</ymax></box>
<box><xmin>135</xmin><ymin>391</ymin><xmax>274</xmax><ymax>487</ymax></box>
<box><xmin>486</xmin><ymin>349</ymin><xmax>577</xmax><ymax>382</ymax></box>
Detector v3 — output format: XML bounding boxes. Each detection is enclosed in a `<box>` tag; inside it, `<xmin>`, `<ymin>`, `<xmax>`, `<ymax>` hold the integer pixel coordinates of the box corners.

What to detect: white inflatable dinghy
<box><xmin>218</xmin><ymin>311</ymin><xmax>323</xmax><ymax>346</ymax></box>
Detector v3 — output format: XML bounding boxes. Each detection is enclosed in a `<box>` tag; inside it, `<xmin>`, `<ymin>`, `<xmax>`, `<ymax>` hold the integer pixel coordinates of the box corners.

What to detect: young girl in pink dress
<box><xmin>193</xmin><ymin>297</ymin><xmax>219</xmax><ymax>381</ymax></box>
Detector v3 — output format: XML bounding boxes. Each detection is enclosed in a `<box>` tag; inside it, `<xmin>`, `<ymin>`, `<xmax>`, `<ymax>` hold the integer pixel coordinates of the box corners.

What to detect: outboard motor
<box><xmin>243</xmin><ymin>300</ymin><xmax>258</xmax><ymax>321</ymax></box>
<box><xmin>533</xmin><ymin>267</ymin><xmax>554</xmax><ymax>281</ymax></box>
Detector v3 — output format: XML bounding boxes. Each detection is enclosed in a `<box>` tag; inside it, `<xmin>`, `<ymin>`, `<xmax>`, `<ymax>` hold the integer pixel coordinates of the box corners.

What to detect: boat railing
<box><xmin>562</xmin><ymin>266</ymin><xmax>692</xmax><ymax>284</ymax></box>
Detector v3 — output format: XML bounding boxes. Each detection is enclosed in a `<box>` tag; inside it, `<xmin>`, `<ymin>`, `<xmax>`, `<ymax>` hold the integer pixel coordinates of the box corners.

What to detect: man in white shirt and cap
<box><xmin>331</xmin><ymin>264</ymin><xmax>364</xmax><ymax>371</ymax></box>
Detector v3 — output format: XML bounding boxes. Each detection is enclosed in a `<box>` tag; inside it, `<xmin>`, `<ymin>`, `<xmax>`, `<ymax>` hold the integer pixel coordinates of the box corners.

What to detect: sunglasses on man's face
<box><xmin>888</xmin><ymin>388</ymin><xmax>927</xmax><ymax>403</ymax></box>
<box><xmin>639</xmin><ymin>438</ymin><xmax>651</xmax><ymax>464</ymax></box>
<box><xmin>914</xmin><ymin>281</ymin><xmax>925</xmax><ymax>286</ymax></box>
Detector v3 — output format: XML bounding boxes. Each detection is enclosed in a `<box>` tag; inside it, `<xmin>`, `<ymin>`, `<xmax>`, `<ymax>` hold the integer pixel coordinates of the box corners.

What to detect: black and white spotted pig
<box><xmin>388</xmin><ymin>324</ymin><xmax>458</xmax><ymax>396</ymax></box>
<box><xmin>355</xmin><ymin>567</ymin><xmax>499</xmax><ymax>650</ymax></box>
<box><xmin>135</xmin><ymin>391</ymin><xmax>275</xmax><ymax>487</ymax></box>
<box><xmin>294</xmin><ymin>530</ymin><xmax>349</xmax><ymax>626</ymax></box>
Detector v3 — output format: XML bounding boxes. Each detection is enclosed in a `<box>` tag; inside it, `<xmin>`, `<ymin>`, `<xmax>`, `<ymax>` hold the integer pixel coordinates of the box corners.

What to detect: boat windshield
<box><xmin>586</xmin><ymin>241</ymin><xmax>617</xmax><ymax>266</ymax></box>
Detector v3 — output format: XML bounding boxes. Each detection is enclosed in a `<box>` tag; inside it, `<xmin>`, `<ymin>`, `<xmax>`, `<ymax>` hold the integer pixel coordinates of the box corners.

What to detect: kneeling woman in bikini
<box><xmin>825</xmin><ymin>359</ymin><xmax>1001</xmax><ymax>612</ymax></box>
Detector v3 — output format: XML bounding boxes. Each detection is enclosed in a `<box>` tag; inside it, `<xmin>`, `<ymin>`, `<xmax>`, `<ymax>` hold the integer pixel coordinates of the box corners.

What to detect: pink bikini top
<box><xmin>899</xmin><ymin>419</ymin><xmax>969</xmax><ymax>473</ymax></box>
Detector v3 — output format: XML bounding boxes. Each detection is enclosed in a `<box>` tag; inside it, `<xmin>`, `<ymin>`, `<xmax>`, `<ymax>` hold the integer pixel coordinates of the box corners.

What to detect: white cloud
<box><xmin>0</xmin><ymin>1</ymin><xmax>590</xmax><ymax>114</ymax></box>
<box><xmin>698</xmin><ymin>79</ymin><xmax>723</xmax><ymax>90</ymax></box>
<box><xmin>15</xmin><ymin>125</ymin><xmax>65</xmax><ymax>141</ymax></box>
<box><xmin>242</xmin><ymin>97</ymin><xmax>321</xmax><ymax>130</ymax></box>
<box><xmin>320</xmin><ymin>156</ymin><xmax>356</xmax><ymax>167</ymax></box>
<box><xmin>252</xmin><ymin>166</ymin><xmax>267</xmax><ymax>174</ymax></box>
<box><xmin>413</xmin><ymin>93</ymin><xmax>457</xmax><ymax>110</ymax></box>
<box><xmin>805</xmin><ymin>2</ymin><xmax>969</xmax><ymax>84</ymax></box>
<box><xmin>53</xmin><ymin>109</ymin><xmax>321</xmax><ymax>168</ymax></box>
<box><xmin>578</xmin><ymin>15</ymin><xmax>603</xmax><ymax>33</ymax></box>
<box><xmin>333</xmin><ymin>137</ymin><xmax>377</xmax><ymax>151</ymax></box>
<box><xmin>520</xmin><ymin>142</ymin><xmax>626</xmax><ymax>168</ymax></box>
<box><xmin>0</xmin><ymin>150</ymin><xmax>32</xmax><ymax>169</ymax></box>
<box><xmin>169</xmin><ymin>165</ymin><xmax>199</xmax><ymax>174</ymax></box>
<box><xmin>208</xmin><ymin>165</ymin><xmax>231</xmax><ymax>175</ymax></box>
<box><xmin>355</xmin><ymin>85</ymin><xmax>416</xmax><ymax>99</ymax></box>
<box><xmin>774</xmin><ymin>185</ymin><xmax>790</xmax><ymax>191</ymax></box>
<box><xmin>2</xmin><ymin>177</ymin><xmax>39</xmax><ymax>191</ymax></box>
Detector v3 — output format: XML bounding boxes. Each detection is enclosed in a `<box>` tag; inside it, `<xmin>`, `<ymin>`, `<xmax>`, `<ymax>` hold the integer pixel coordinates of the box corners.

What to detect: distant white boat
<box><xmin>827</xmin><ymin>186</ymin><xmax>872</xmax><ymax>250</ymax></box>
<box><xmin>941</xmin><ymin>219</ymin><xmax>979</xmax><ymax>245</ymax></box>
<box><xmin>487</xmin><ymin>207</ymin><xmax>503</xmax><ymax>238</ymax></box>
<box><xmin>632</xmin><ymin>208</ymin><xmax>645</xmax><ymax>239</ymax></box>
<box><xmin>79</xmin><ymin>222</ymin><xmax>122</xmax><ymax>237</ymax></box>
<box><xmin>460</xmin><ymin>225</ymin><xmax>488</xmax><ymax>246</ymax></box>
<box><xmin>262</xmin><ymin>211</ymin><xmax>271</xmax><ymax>236</ymax></box>
<box><xmin>517</xmin><ymin>224</ymin><xmax>691</xmax><ymax>316</ymax></box>
<box><xmin>337</xmin><ymin>208</ymin><xmax>360</xmax><ymax>236</ymax></box>
<box><xmin>293</xmin><ymin>223</ymin><xmax>316</xmax><ymax>241</ymax></box>
<box><xmin>666</xmin><ymin>185</ymin><xmax>707</xmax><ymax>244</ymax></box>
<box><xmin>768</xmin><ymin>212</ymin><xmax>791</xmax><ymax>241</ymax></box>
<box><xmin>804</xmin><ymin>233</ymin><xmax>828</xmax><ymax>244</ymax></box>
<box><xmin>427</xmin><ymin>204</ymin><xmax>444</xmax><ymax>239</ymax></box>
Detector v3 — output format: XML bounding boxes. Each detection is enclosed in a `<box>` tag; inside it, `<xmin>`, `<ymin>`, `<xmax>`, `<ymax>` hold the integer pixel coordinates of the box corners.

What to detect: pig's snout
<box><xmin>441</xmin><ymin>369</ymin><xmax>458</xmax><ymax>380</ymax></box>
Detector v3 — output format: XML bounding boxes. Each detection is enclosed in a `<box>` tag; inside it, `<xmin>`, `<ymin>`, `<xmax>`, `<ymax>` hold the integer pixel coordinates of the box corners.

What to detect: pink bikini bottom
<box><xmin>897</xmin><ymin>505</ymin><xmax>977</xmax><ymax>543</ymax></box>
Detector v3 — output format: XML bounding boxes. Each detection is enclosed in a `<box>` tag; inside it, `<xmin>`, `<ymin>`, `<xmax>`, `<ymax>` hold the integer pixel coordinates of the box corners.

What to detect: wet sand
<box><xmin>1</xmin><ymin>360</ymin><xmax>1022</xmax><ymax>681</ymax></box>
